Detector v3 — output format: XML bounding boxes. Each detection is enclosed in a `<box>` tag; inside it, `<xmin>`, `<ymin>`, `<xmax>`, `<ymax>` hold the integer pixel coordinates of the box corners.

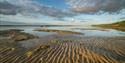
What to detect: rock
<box><xmin>34</xmin><ymin>45</ymin><xmax>50</xmax><ymax>52</ymax></box>
<box><xmin>0</xmin><ymin>29</ymin><xmax>23</xmax><ymax>37</ymax></box>
<box><xmin>0</xmin><ymin>29</ymin><xmax>37</xmax><ymax>41</ymax></box>
<box><xmin>13</xmin><ymin>35</ymin><xmax>28</xmax><ymax>41</ymax></box>
<box><xmin>25</xmin><ymin>51</ymin><xmax>33</xmax><ymax>57</ymax></box>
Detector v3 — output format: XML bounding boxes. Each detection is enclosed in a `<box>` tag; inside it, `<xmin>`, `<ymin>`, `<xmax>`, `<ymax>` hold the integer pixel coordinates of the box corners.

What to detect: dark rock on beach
<box><xmin>0</xmin><ymin>29</ymin><xmax>37</xmax><ymax>41</ymax></box>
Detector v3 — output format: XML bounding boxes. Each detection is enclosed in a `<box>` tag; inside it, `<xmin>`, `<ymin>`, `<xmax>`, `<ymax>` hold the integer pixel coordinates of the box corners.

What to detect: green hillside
<box><xmin>112</xmin><ymin>21</ymin><xmax>125</xmax><ymax>27</ymax></box>
<box><xmin>93</xmin><ymin>20</ymin><xmax>125</xmax><ymax>31</ymax></box>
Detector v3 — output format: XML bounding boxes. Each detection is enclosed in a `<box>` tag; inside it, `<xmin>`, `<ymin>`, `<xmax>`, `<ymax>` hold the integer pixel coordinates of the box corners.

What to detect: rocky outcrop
<box><xmin>0</xmin><ymin>29</ymin><xmax>37</xmax><ymax>41</ymax></box>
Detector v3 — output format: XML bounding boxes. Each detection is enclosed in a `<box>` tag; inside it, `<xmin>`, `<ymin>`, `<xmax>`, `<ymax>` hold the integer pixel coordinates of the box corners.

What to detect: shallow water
<box><xmin>72</xmin><ymin>28</ymin><xmax>125</xmax><ymax>37</ymax></box>
<box><xmin>0</xmin><ymin>26</ymin><xmax>57</xmax><ymax>37</ymax></box>
<box><xmin>0</xmin><ymin>25</ymin><xmax>125</xmax><ymax>37</ymax></box>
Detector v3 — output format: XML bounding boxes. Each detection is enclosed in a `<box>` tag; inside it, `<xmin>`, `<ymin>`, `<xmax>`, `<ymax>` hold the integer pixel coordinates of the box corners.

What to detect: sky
<box><xmin>0</xmin><ymin>0</ymin><xmax>125</xmax><ymax>25</ymax></box>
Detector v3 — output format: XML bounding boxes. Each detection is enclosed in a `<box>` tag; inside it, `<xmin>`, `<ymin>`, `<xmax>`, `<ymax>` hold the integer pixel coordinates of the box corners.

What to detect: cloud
<box><xmin>66</xmin><ymin>0</ymin><xmax>125</xmax><ymax>13</ymax></box>
<box><xmin>0</xmin><ymin>0</ymin><xmax>124</xmax><ymax>25</ymax></box>
<box><xmin>0</xmin><ymin>0</ymin><xmax>74</xmax><ymax>18</ymax></box>
<box><xmin>0</xmin><ymin>1</ymin><xmax>18</xmax><ymax>15</ymax></box>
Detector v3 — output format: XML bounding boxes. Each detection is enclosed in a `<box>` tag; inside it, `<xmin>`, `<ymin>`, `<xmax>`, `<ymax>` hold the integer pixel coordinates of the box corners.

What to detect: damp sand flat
<box><xmin>34</xmin><ymin>29</ymin><xmax>83</xmax><ymax>35</ymax></box>
<box><xmin>0</xmin><ymin>34</ymin><xmax>125</xmax><ymax>63</ymax></box>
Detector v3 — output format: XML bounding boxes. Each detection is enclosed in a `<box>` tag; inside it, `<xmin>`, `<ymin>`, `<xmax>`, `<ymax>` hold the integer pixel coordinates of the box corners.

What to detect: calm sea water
<box><xmin>0</xmin><ymin>26</ymin><xmax>125</xmax><ymax>37</ymax></box>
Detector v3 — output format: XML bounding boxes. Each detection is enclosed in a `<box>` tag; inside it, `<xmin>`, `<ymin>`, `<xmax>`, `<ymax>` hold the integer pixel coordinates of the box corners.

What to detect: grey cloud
<box><xmin>0</xmin><ymin>0</ymin><xmax>74</xmax><ymax>18</ymax></box>
<box><xmin>67</xmin><ymin>0</ymin><xmax>125</xmax><ymax>13</ymax></box>
<box><xmin>19</xmin><ymin>4</ymin><xmax>74</xmax><ymax>18</ymax></box>
<box><xmin>25</xmin><ymin>5</ymin><xmax>74</xmax><ymax>18</ymax></box>
<box><xmin>0</xmin><ymin>1</ymin><xmax>19</xmax><ymax>15</ymax></box>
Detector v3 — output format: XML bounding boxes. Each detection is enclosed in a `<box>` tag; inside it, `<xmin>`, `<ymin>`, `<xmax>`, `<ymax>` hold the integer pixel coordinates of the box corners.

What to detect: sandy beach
<box><xmin>0</xmin><ymin>29</ymin><xmax>125</xmax><ymax>63</ymax></box>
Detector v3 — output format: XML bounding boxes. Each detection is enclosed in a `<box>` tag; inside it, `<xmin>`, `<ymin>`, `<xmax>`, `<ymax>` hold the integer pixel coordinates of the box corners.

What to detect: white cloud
<box><xmin>67</xmin><ymin>0</ymin><xmax>125</xmax><ymax>13</ymax></box>
<box><xmin>0</xmin><ymin>13</ymin><xmax>73</xmax><ymax>25</ymax></box>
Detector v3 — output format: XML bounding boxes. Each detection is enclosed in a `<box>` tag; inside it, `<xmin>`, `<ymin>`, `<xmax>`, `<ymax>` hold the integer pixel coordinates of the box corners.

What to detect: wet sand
<box><xmin>0</xmin><ymin>30</ymin><xmax>125</xmax><ymax>63</ymax></box>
